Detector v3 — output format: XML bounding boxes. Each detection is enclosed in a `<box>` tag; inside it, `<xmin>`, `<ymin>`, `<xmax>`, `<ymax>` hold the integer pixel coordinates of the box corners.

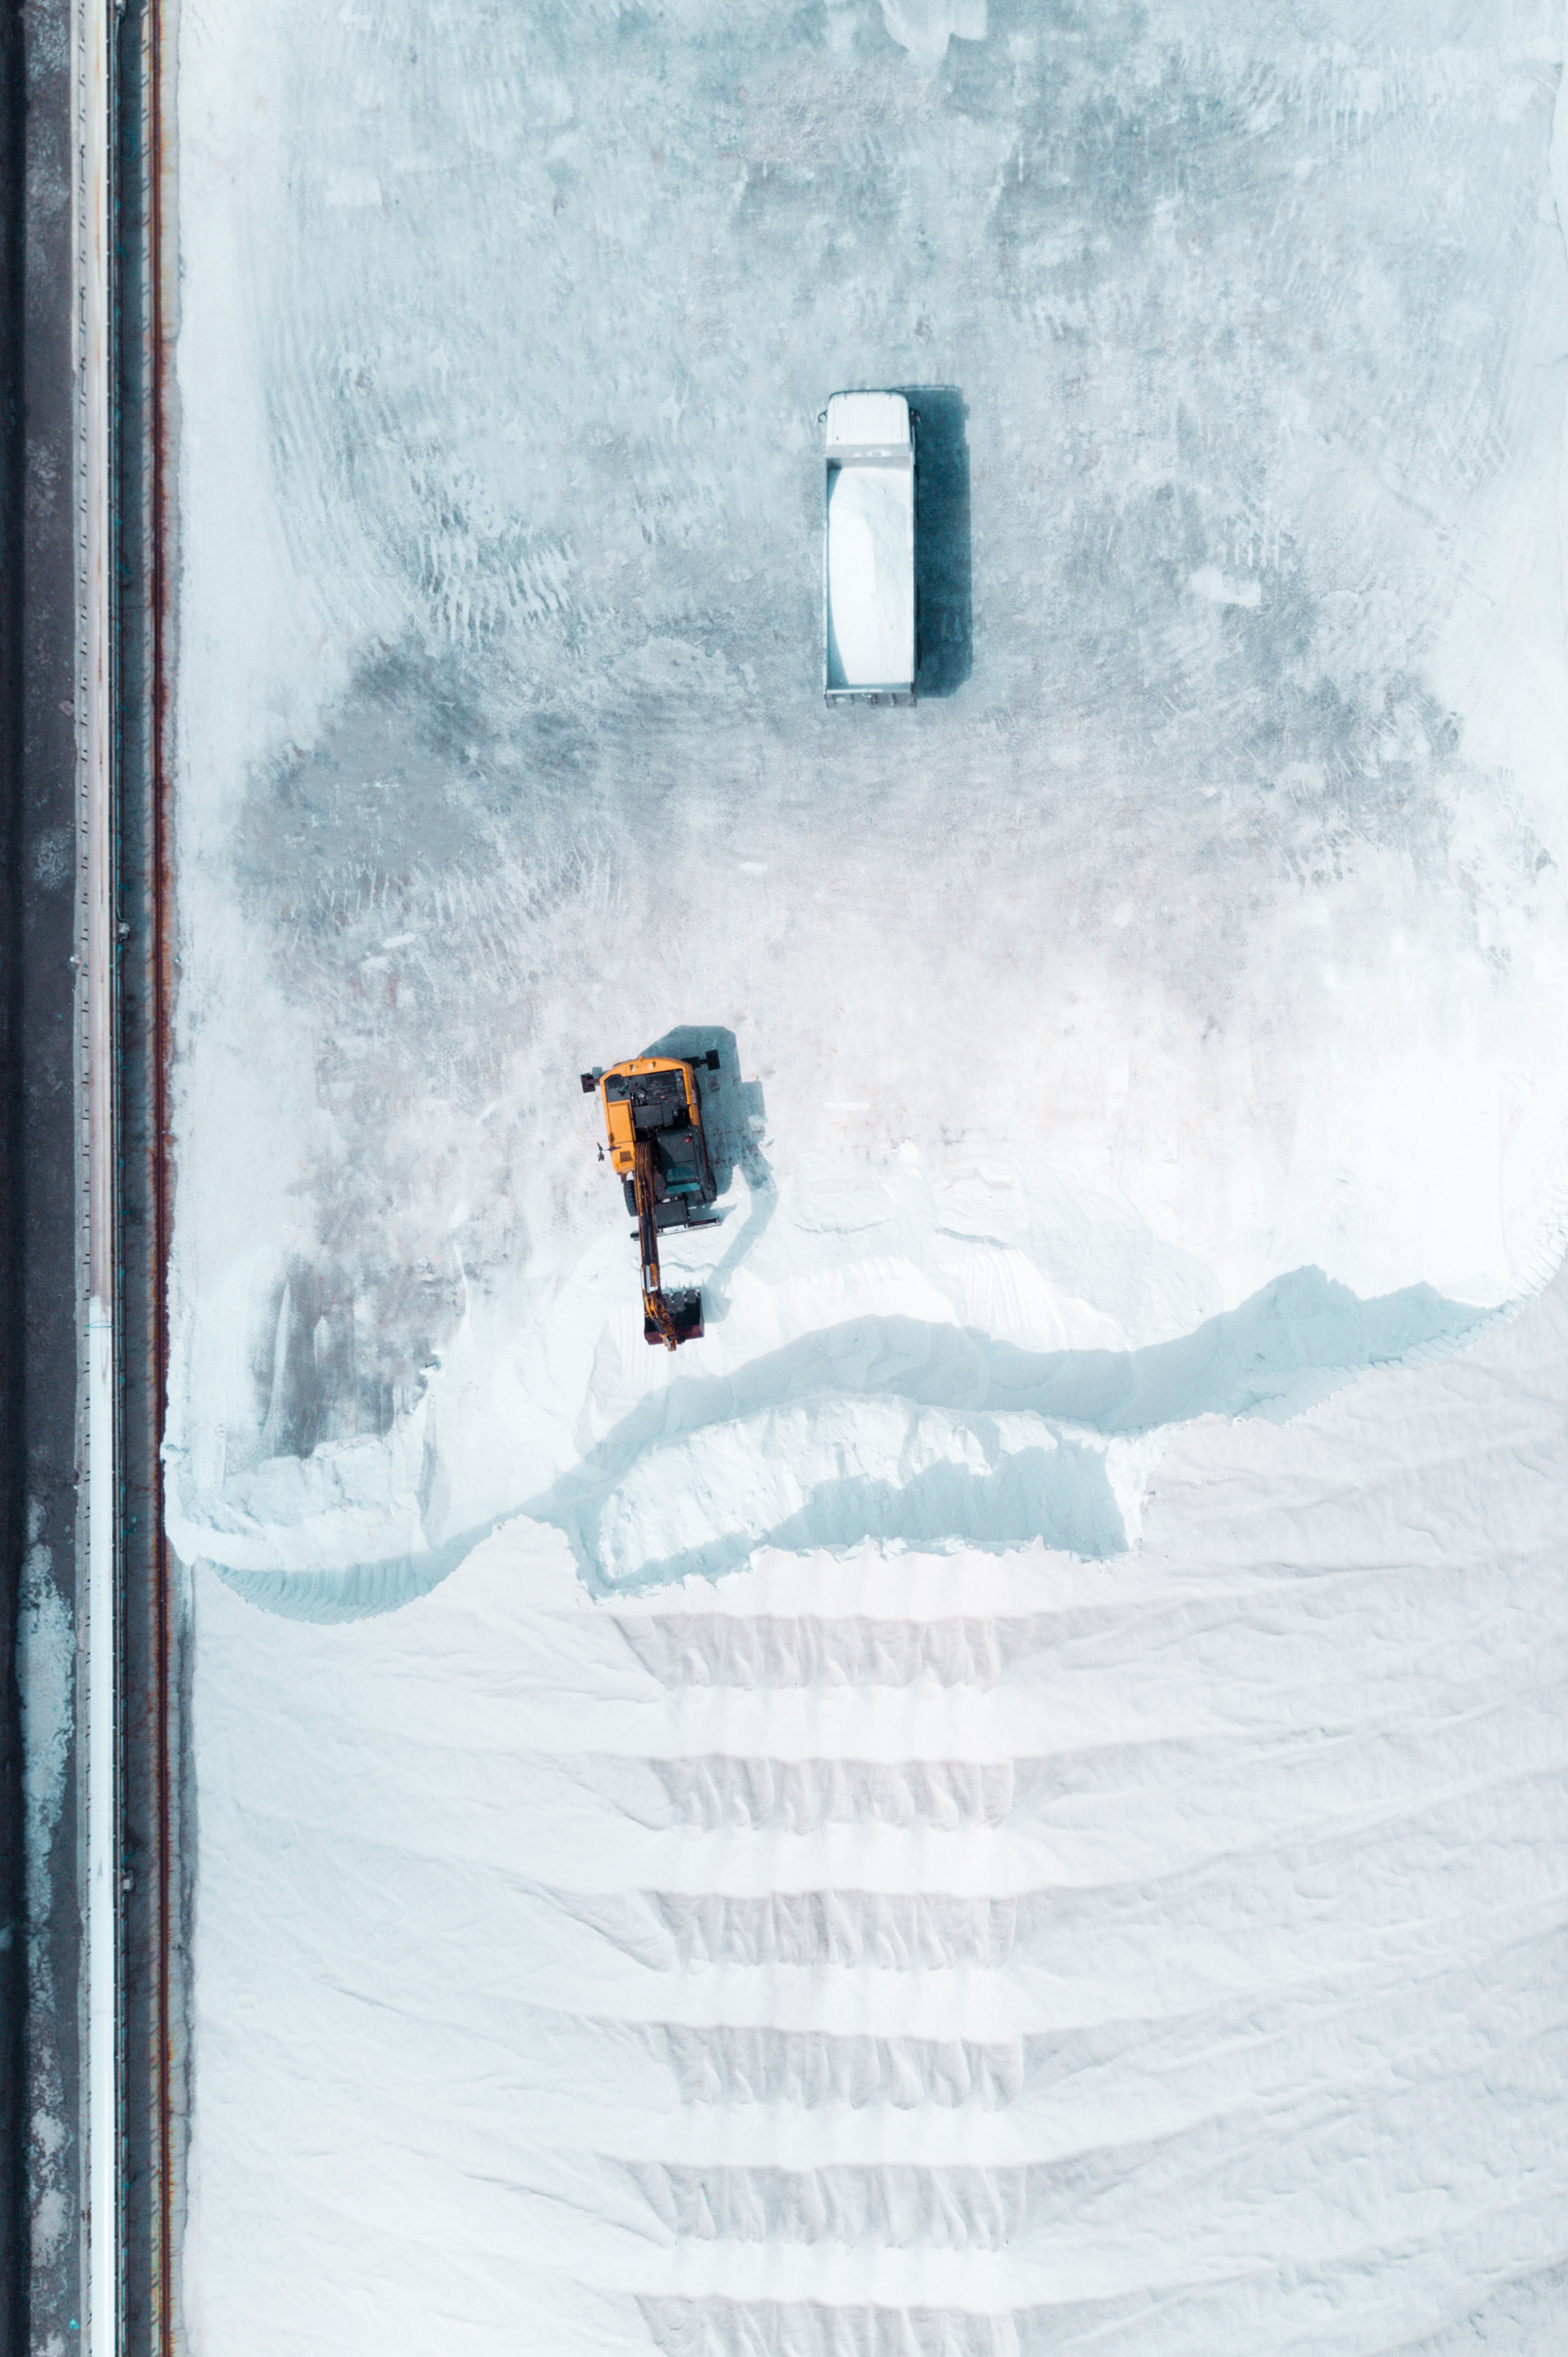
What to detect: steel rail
<box><xmin>72</xmin><ymin>0</ymin><xmax>116</xmax><ymax>2346</ymax></box>
<box><xmin>111</xmin><ymin>0</ymin><xmax>178</xmax><ymax>2350</ymax></box>
<box><xmin>139</xmin><ymin>0</ymin><xmax>177</xmax><ymax>2339</ymax></box>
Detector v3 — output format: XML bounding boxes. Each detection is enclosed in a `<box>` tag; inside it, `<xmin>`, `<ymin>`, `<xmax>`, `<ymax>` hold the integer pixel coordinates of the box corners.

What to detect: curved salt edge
<box><xmin>572</xmin><ymin>1400</ymin><xmax>1158</xmax><ymax>1592</ymax></box>
<box><xmin>171</xmin><ymin>1270</ymin><xmax>1504</xmax><ymax>1609</ymax></box>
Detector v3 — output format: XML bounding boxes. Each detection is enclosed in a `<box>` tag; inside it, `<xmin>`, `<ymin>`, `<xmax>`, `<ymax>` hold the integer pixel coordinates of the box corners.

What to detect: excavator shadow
<box><xmin>641</xmin><ymin>1026</ymin><xmax>770</xmax><ymax>1201</ymax></box>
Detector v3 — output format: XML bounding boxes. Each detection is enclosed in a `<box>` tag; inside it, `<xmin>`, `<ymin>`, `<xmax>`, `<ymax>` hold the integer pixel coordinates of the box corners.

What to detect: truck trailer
<box><xmin>824</xmin><ymin>389</ymin><xmax>916</xmax><ymax>706</ymax></box>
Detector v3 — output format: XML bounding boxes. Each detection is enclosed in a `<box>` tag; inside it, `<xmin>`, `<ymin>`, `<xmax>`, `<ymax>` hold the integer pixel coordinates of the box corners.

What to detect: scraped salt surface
<box><xmin>826</xmin><ymin>465</ymin><xmax>915</xmax><ymax>688</ymax></box>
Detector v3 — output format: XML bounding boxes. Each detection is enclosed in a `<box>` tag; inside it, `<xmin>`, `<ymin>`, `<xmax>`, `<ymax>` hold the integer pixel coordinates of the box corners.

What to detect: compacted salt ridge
<box><xmin>172</xmin><ymin>0</ymin><xmax>1568</xmax><ymax>2348</ymax></box>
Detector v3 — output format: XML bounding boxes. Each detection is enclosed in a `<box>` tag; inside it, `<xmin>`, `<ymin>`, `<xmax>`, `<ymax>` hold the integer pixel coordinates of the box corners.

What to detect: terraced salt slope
<box><xmin>186</xmin><ymin>1268</ymin><xmax>1568</xmax><ymax>2354</ymax></box>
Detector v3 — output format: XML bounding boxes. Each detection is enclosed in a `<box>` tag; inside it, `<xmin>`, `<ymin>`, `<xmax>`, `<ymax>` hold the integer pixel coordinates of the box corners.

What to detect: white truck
<box><xmin>824</xmin><ymin>391</ymin><xmax>916</xmax><ymax>705</ymax></box>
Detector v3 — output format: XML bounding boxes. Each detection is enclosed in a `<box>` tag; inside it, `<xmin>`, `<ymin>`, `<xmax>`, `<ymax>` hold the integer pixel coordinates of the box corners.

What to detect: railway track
<box><xmin>102</xmin><ymin>3</ymin><xmax>180</xmax><ymax>2351</ymax></box>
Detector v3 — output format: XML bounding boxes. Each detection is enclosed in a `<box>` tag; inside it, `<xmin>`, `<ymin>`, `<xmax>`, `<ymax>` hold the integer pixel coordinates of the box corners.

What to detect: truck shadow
<box><xmin>900</xmin><ymin>384</ymin><xmax>972</xmax><ymax>698</ymax></box>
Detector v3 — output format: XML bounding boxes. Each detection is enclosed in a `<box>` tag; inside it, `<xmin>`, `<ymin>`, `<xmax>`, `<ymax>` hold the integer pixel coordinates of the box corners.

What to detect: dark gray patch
<box><xmin>234</xmin><ymin>640</ymin><xmax>599</xmax><ymax>920</ymax></box>
<box><xmin>247</xmin><ymin>1251</ymin><xmax>458</xmax><ymax>1457</ymax></box>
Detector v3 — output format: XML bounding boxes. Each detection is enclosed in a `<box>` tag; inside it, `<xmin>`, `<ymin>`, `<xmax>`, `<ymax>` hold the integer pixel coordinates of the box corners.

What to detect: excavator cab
<box><xmin>581</xmin><ymin>1052</ymin><xmax>721</xmax><ymax>1347</ymax></box>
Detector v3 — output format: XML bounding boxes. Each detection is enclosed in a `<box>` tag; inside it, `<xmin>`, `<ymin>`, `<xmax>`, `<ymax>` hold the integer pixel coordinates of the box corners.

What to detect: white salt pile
<box><xmin>827</xmin><ymin>465</ymin><xmax>915</xmax><ymax>689</ymax></box>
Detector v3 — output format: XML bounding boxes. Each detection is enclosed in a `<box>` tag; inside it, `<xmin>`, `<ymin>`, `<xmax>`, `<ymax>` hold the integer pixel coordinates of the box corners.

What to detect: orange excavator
<box><xmin>581</xmin><ymin>1053</ymin><xmax>721</xmax><ymax>1347</ymax></box>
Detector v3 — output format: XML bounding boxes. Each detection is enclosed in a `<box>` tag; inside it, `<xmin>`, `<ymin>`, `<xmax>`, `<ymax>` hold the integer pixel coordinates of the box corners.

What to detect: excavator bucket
<box><xmin>646</xmin><ymin>1289</ymin><xmax>704</xmax><ymax>1348</ymax></box>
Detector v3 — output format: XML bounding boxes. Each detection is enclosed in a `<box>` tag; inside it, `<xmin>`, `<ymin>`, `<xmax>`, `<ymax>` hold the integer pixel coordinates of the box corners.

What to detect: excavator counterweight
<box><xmin>581</xmin><ymin>1052</ymin><xmax>720</xmax><ymax>1347</ymax></box>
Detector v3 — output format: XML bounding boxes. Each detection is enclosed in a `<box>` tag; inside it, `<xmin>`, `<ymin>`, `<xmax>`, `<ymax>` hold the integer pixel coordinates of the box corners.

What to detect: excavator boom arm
<box><xmin>633</xmin><ymin>1140</ymin><xmax>681</xmax><ymax>1351</ymax></box>
<box><xmin>586</xmin><ymin>1055</ymin><xmax>709</xmax><ymax>1349</ymax></box>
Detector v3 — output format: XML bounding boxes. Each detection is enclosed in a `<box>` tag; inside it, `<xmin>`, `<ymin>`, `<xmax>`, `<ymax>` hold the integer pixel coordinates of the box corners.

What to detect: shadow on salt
<box><xmin>215</xmin><ymin>1267</ymin><xmax>1500</xmax><ymax>1620</ymax></box>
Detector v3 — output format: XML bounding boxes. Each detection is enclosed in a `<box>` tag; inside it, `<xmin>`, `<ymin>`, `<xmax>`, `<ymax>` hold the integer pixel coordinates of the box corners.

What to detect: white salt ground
<box><xmin>169</xmin><ymin>1</ymin><xmax>1568</xmax><ymax>2348</ymax></box>
<box><xmin>185</xmin><ymin>1259</ymin><xmax>1568</xmax><ymax>2355</ymax></box>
